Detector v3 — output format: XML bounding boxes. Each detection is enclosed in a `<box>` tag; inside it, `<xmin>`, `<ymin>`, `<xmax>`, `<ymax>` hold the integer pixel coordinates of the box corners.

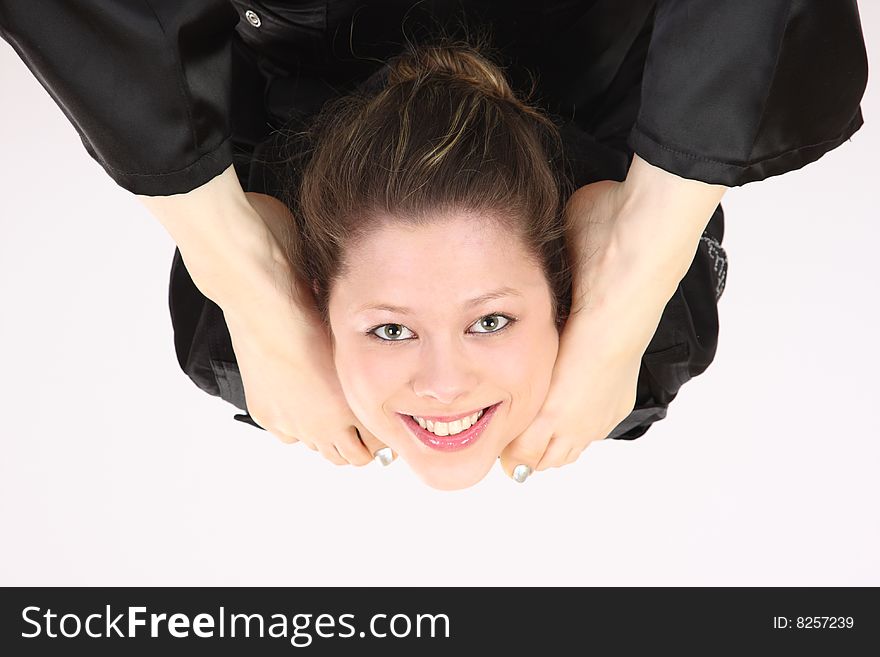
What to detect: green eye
<box><xmin>371</xmin><ymin>324</ymin><xmax>415</xmax><ymax>342</ymax></box>
<box><xmin>367</xmin><ymin>313</ymin><xmax>517</xmax><ymax>344</ymax></box>
<box><xmin>470</xmin><ymin>314</ymin><xmax>512</xmax><ymax>333</ymax></box>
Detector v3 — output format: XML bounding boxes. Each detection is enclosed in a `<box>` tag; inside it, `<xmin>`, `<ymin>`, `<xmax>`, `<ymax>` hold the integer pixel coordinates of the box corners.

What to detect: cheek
<box><xmin>333</xmin><ymin>340</ymin><xmax>405</xmax><ymax>412</ymax></box>
<box><xmin>338</xmin><ymin>344</ymin><xmax>407</xmax><ymax>383</ymax></box>
<box><xmin>503</xmin><ymin>326</ymin><xmax>559</xmax><ymax>399</ymax></box>
<box><xmin>495</xmin><ymin>328</ymin><xmax>559</xmax><ymax>445</ymax></box>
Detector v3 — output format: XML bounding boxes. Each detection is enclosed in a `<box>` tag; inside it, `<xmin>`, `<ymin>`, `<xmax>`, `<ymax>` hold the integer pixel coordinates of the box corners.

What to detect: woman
<box><xmin>172</xmin><ymin>33</ymin><xmax>730</xmax><ymax>491</ymax></box>
<box><xmin>1</xmin><ymin>1</ymin><xmax>868</xmax><ymax>488</ymax></box>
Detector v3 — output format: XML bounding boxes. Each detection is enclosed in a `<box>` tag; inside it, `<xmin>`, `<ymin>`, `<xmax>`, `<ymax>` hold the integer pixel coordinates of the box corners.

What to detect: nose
<box><xmin>411</xmin><ymin>337</ymin><xmax>479</xmax><ymax>406</ymax></box>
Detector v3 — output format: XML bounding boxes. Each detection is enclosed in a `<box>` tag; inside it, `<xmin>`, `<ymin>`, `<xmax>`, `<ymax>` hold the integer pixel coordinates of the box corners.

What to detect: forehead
<box><xmin>358</xmin><ymin>214</ymin><xmax>519</xmax><ymax>258</ymax></box>
<box><xmin>336</xmin><ymin>215</ymin><xmax>545</xmax><ymax>308</ymax></box>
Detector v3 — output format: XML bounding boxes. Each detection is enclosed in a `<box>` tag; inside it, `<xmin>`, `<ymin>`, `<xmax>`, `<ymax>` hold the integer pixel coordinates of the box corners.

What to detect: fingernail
<box><xmin>374</xmin><ymin>447</ymin><xmax>394</xmax><ymax>467</ymax></box>
<box><xmin>513</xmin><ymin>464</ymin><xmax>532</xmax><ymax>483</ymax></box>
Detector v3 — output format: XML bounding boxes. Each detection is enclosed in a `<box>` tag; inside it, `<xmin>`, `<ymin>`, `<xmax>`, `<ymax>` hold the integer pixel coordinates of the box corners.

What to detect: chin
<box><xmin>415</xmin><ymin>460</ymin><xmax>494</xmax><ymax>492</ymax></box>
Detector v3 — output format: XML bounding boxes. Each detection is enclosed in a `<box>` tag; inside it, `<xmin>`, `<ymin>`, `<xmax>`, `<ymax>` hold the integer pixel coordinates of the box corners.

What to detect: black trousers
<box><xmin>168</xmin><ymin>13</ymin><xmax>727</xmax><ymax>439</ymax></box>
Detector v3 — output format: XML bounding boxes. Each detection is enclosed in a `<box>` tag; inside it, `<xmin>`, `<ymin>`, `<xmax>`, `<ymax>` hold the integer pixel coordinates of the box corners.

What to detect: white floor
<box><xmin>1</xmin><ymin>8</ymin><xmax>877</xmax><ymax>586</ymax></box>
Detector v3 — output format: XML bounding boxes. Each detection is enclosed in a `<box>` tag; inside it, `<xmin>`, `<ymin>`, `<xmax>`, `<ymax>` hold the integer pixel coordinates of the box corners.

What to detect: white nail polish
<box><xmin>513</xmin><ymin>464</ymin><xmax>532</xmax><ymax>483</ymax></box>
<box><xmin>374</xmin><ymin>447</ymin><xmax>393</xmax><ymax>467</ymax></box>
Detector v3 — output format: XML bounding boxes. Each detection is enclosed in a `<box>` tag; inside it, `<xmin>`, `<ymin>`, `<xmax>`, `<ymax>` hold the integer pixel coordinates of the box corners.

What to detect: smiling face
<box><xmin>326</xmin><ymin>211</ymin><xmax>560</xmax><ymax>490</ymax></box>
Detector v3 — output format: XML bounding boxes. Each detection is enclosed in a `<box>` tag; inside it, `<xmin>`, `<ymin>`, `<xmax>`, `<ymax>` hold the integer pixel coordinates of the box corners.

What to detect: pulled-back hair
<box><xmin>272</xmin><ymin>29</ymin><xmax>579</xmax><ymax>332</ymax></box>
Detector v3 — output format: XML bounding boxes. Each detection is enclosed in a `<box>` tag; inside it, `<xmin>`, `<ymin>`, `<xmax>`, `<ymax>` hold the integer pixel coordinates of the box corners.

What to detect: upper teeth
<box><xmin>412</xmin><ymin>409</ymin><xmax>484</xmax><ymax>436</ymax></box>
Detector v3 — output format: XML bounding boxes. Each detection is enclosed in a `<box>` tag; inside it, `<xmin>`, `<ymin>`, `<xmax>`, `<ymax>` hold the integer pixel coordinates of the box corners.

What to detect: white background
<box><xmin>1</xmin><ymin>6</ymin><xmax>877</xmax><ymax>586</ymax></box>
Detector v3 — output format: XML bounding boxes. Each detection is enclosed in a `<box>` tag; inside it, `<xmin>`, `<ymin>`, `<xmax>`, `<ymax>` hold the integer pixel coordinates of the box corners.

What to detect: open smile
<box><xmin>398</xmin><ymin>402</ymin><xmax>503</xmax><ymax>452</ymax></box>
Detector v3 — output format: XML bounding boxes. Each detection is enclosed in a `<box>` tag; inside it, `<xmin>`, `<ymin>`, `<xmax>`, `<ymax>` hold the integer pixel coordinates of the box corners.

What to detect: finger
<box><xmin>354</xmin><ymin>426</ymin><xmax>398</xmax><ymax>467</ymax></box>
<box><xmin>332</xmin><ymin>428</ymin><xmax>374</xmax><ymax>467</ymax></box>
<box><xmin>564</xmin><ymin>446</ymin><xmax>586</xmax><ymax>465</ymax></box>
<box><xmin>270</xmin><ymin>430</ymin><xmax>299</xmax><ymax>445</ymax></box>
<box><xmin>534</xmin><ymin>436</ymin><xmax>574</xmax><ymax>471</ymax></box>
<box><xmin>498</xmin><ymin>413</ymin><xmax>556</xmax><ymax>483</ymax></box>
<box><xmin>316</xmin><ymin>442</ymin><xmax>348</xmax><ymax>466</ymax></box>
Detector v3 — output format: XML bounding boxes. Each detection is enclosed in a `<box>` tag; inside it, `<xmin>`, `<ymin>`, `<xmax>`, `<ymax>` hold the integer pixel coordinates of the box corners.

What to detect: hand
<box><xmin>498</xmin><ymin>156</ymin><xmax>726</xmax><ymax>481</ymax></box>
<box><xmin>498</xmin><ymin>181</ymin><xmax>642</xmax><ymax>480</ymax></box>
<box><xmin>139</xmin><ymin>169</ymin><xmax>397</xmax><ymax>466</ymax></box>
<box><xmin>220</xmin><ymin>192</ymin><xmax>398</xmax><ymax>467</ymax></box>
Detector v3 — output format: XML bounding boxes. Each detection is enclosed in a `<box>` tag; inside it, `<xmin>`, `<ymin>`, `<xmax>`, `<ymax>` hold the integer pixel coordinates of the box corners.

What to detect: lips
<box><xmin>399</xmin><ymin>402</ymin><xmax>502</xmax><ymax>452</ymax></box>
<box><xmin>406</xmin><ymin>408</ymin><xmax>485</xmax><ymax>423</ymax></box>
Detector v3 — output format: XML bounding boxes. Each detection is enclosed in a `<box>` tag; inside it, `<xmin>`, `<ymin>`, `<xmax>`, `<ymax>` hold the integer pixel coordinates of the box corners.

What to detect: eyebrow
<box><xmin>354</xmin><ymin>286</ymin><xmax>524</xmax><ymax>315</ymax></box>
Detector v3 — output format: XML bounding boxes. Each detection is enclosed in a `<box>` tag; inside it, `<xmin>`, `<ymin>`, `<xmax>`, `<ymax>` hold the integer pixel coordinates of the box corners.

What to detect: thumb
<box><xmin>498</xmin><ymin>414</ymin><xmax>554</xmax><ymax>484</ymax></box>
<box><xmin>355</xmin><ymin>425</ymin><xmax>398</xmax><ymax>467</ymax></box>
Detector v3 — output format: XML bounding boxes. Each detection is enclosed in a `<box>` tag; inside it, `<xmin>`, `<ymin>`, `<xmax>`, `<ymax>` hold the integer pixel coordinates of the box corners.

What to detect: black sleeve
<box><xmin>0</xmin><ymin>1</ymin><xmax>240</xmax><ymax>196</ymax></box>
<box><xmin>628</xmin><ymin>0</ymin><xmax>869</xmax><ymax>187</ymax></box>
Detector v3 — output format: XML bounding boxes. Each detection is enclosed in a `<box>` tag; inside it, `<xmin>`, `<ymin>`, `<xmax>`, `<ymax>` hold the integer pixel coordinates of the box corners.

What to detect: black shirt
<box><xmin>1</xmin><ymin>1</ymin><xmax>869</xmax><ymax>438</ymax></box>
<box><xmin>0</xmin><ymin>1</ymin><xmax>867</xmax><ymax>194</ymax></box>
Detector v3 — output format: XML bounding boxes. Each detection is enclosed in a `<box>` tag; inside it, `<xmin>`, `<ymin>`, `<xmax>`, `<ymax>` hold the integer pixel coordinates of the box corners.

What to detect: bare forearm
<box><xmin>135</xmin><ymin>164</ymin><xmax>289</xmax><ymax>307</ymax></box>
<box><xmin>566</xmin><ymin>154</ymin><xmax>727</xmax><ymax>358</ymax></box>
<box><xmin>616</xmin><ymin>154</ymin><xmax>727</xmax><ymax>297</ymax></box>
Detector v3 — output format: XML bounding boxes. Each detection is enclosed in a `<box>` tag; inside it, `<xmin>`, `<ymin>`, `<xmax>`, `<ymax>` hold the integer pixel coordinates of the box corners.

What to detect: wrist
<box><xmin>615</xmin><ymin>154</ymin><xmax>727</xmax><ymax>289</ymax></box>
<box><xmin>199</xmin><ymin>201</ymin><xmax>314</xmax><ymax>321</ymax></box>
<box><xmin>564</xmin><ymin>155</ymin><xmax>727</xmax><ymax>359</ymax></box>
<box><xmin>173</xmin><ymin>208</ymin><xmax>285</xmax><ymax>305</ymax></box>
<box><xmin>137</xmin><ymin>166</ymin><xmax>297</xmax><ymax>307</ymax></box>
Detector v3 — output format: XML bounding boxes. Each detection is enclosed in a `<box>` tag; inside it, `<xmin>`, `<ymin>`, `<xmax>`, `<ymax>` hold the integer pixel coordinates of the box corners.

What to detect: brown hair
<box><xmin>272</xmin><ymin>30</ymin><xmax>579</xmax><ymax>332</ymax></box>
